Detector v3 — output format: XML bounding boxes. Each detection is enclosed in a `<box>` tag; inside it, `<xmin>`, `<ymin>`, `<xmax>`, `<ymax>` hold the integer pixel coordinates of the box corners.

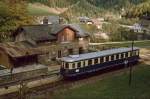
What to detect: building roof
<box><xmin>62</xmin><ymin>47</ymin><xmax>139</xmax><ymax>62</ymax></box>
<box><xmin>51</xmin><ymin>24</ymin><xmax>89</xmax><ymax>37</ymax></box>
<box><xmin>69</xmin><ymin>24</ymin><xmax>90</xmax><ymax>37</ymax></box>
<box><xmin>19</xmin><ymin>25</ymin><xmax>56</xmax><ymax>42</ymax></box>
<box><xmin>0</xmin><ymin>41</ymin><xmax>42</xmax><ymax>58</ymax></box>
<box><xmin>47</xmin><ymin>16</ymin><xmax>60</xmax><ymax>24</ymax></box>
<box><xmin>14</xmin><ymin>24</ymin><xmax>89</xmax><ymax>42</ymax></box>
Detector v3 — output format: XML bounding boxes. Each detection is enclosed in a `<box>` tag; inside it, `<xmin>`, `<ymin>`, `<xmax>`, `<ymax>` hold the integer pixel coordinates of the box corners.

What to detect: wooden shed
<box><xmin>0</xmin><ymin>41</ymin><xmax>41</xmax><ymax>69</ymax></box>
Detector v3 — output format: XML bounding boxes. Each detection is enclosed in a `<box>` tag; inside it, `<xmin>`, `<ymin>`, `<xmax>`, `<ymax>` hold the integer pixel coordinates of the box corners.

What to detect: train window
<box><xmin>109</xmin><ymin>56</ymin><xmax>112</xmax><ymax>61</ymax></box>
<box><xmin>81</xmin><ymin>61</ymin><xmax>84</xmax><ymax>67</ymax></box>
<box><xmin>100</xmin><ymin>57</ymin><xmax>104</xmax><ymax>63</ymax></box>
<box><xmin>121</xmin><ymin>53</ymin><xmax>124</xmax><ymax>59</ymax></box>
<box><xmin>63</xmin><ymin>62</ymin><xmax>66</xmax><ymax>68</ymax></box>
<box><xmin>116</xmin><ymin>54</ymin><xmax>119</xmax><ymax>59</ymax></box>
<box><xmin>85</xmin><ymin>60</ymin><xmax>88</xmax><ymax>66</ymax></box>
<box><xmin>131</xmin><ymin>51</ymin><xmax>136</xmax><ymax>56</ymax></box>
<box><xmin>77</xmin><ymin>62</ymin><xmax>81</xmax><ymax>68</ymax></box>
<box><xmin>69</xmin><ymin>63</ymin><xmax>72</xmax><ymax>69</ymax></box>
<box><xmin>106</xmin><ymin>56</ymin><xmax>109</xmax><ymax>62</ymax></box>
<box><xmin>88</xmin><ymin>59</ymin><xmax>92</xmax><ymax>65</ymax></box>
<box><xmin>72</xmin><ymin>63</ymin><xmax>75</xmax><ymax>69</ymax></box>
<box><xmin>111</xmin><ymin>55</ymin><xmax>114</xmax><ymax>61</ymax></box>
<box><xmin>65</xmin><ymin>63</ymin><xmax>69</xmax><ymax>69</ymax></box>
<box><xmin>61</xmin><ymin>62</ymin><xmax>64</xmax><ymax>67</ymax></box>
<box><xmin>103</xmin><ymin>57</ymin><xmax>106</xmax><ymax>62</ymax></box>
<box><xmin>123</xmin><ymin>53</ymin><xmax>126</xmax><ymax>58</ymax></box>
<box><xmin>98</xmin><ymin>58</ymin><xmax>100</xmax><ymax>63</ymax></box>
<box><xmin>128</xmin><ymin>52</ymin><xmax>131</xmax><ymax>57</ymax></box>
<box><xmin>92</xmin><ymin>59</ymin><xmax>95</xmax><ymax>65</ymax></box>
<box><xmin>114</xmin><ymin>55</ymin><xmax>116</xmax><ymax>60</ymax></box>
<box><xmin>119</xmin><ymin>54</ymin><xmax>121</xmax><ymax>59</ymax></box>
<box><xmin>125</xmin><ymin>52</ymin><xmax>128</xmax><ymax>58</ymax></box>
<box><xmin>94</xmin><ymin>58</ymin><xmax>98</xmax><ymax>64</ymax></box>
<box><xmin>136</xmin><ymin>50</ymin><xmax>139</xmax><ymax>56</ymax></box>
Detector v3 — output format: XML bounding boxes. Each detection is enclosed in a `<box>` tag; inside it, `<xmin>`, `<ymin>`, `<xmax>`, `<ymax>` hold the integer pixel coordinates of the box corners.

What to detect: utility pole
<box><xmin>19</xmin><ymin>80</ymin><xmax>28</xmax><ymax>99</ymax></box>
<box><xmin>129</xmin><ymin>33</ymin><xmax>134</xmax><ymax>86</ymax></box>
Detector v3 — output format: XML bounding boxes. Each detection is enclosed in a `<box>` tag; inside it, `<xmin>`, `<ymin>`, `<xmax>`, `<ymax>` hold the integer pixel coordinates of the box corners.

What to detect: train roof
<box><xmin>61</xmin><ymin>47</ymin><xmax>139</xmax><ymax>62</ymax></box>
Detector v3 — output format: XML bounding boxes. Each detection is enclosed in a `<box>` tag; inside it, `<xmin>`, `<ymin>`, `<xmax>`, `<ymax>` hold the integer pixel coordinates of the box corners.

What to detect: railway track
<box><xmin>1</xmin><ymin>49</ymin><xmax>149</xmax><ymax>98</ymax></box>
<box><xmin>0</xmin><ymin>70</ymin><xmax>60</xmax><ymax>89</ymax></box>
<box><xmin>0</xmin><ymin>62</ymin><xmax>141</xmax><ymax>99</ymax></box>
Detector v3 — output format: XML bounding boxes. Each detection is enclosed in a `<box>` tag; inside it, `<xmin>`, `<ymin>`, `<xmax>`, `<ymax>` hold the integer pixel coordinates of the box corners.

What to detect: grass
<box><xmin>51</xmin><ymin>64</ymin><xmax>150</xmax><ymax>99</ymax></box>
<box><xmin>90</xmin><ymin>40</ymin><xmax>150</xmax><ymax>50</ymax></box>
<box><xmin>27</xmin><ymin>3</ymin><xmax>56</xmax><ymax>16</ymax></box>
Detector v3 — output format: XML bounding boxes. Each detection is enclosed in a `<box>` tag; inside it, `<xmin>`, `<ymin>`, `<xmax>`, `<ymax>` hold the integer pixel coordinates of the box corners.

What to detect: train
<box><xmin>60</xmin><ymin>47</ymin><xmax>140</xmax><ymax>78</ymax></box>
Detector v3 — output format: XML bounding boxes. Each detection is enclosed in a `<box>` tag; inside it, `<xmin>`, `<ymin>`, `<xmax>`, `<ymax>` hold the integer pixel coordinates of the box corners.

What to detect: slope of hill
<box><xmin>125</xmin><ymin>1</ymin><xmax>150</xmax><ymax>18</ymax></box>
<box><xmin>27</xmin><ymin>3</ymin><xmax>68</xmax><ymax>15</ymax></box>
<box><xmin>61</xmin><ymin>0</ymin><xmax>101</xmax><ymax>18</ymax></box>
<box><xmin>27</xmin><ymin>0</ymin><xmax>150</xmax><ymax>17</ymax></box>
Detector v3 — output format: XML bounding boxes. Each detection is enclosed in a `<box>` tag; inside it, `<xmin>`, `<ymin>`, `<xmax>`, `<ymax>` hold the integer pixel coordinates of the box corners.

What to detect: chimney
<box><xmin>59</xmin><ymin>17</ymin><xmax>63</xmax><ymax>24</ymax></box>
<box><xmin>43</xmin><ymin>17</ymin><xmax>49</xmax><ymax>24</ymax></box>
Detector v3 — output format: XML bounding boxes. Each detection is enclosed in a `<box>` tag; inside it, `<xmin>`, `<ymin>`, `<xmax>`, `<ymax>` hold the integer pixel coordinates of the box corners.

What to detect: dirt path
<box><xmin>140</xmin><ymin>48</ymin><xmax>150</xmax><ymax>65</ymax></box>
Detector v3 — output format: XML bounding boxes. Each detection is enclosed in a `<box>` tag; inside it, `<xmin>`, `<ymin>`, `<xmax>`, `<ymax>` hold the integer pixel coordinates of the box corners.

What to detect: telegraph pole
<box><xmin>129</xmin><ymin>33</ymin><xmax>134</xmax><ymax>86</ymax></box>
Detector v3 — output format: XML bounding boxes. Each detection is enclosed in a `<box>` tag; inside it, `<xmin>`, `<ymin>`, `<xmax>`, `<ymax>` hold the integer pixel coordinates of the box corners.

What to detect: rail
<box><xmin>0</xmin><ymin>70</ymin><xmax>60</xmax><ymax>89</ymax></box>
<box><xmin>89</xmin><ymin>40</ymin><xmax>150</xmax><ymax>45</ymax></box>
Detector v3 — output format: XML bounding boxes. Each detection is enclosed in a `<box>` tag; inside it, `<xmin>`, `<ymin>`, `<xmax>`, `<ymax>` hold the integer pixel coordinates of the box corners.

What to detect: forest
<box><xmin>0</xmin><ymin>0</ymin><xmax>149</xmax><ymax>42</ymax></box>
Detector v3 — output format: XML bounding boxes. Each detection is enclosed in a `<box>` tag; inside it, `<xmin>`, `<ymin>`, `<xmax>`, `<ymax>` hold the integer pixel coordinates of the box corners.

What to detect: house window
<box><xmin>58</xmin><ymin>50</ymin><xmax>61</xmax><ymax>58</ymax></box>
<box><xmin>68</xmin><ymin>49</ymin><xmax>73</xmax><ymax>55</ymax></box>
<box><xmin>79</xmin><ymin>38</ymin><xmax>83</xmax><ymax>41</ymax></box>
<box><xmin>79</xmin><ymin>47</ymin><xmax>84</xmax><ymax>54</ymax></box>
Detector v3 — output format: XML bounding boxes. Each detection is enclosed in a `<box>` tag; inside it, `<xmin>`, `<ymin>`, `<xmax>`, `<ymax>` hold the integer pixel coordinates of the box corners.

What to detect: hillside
<box><xmin>125</xmin><ymin>0</ymin><xmax>150</xmax><ymax>18</ymax></box>
<box><xmin>27</xmin><ymin>0</ymin><xmax>150</xmax><ymax>18</ymax></box>
<box><xmin>27</xmin><ymin>0</ymin><xmax>150</xmax><ymax>16</ymax></box>
<box><xmin>61</xmin><ymin>0</ymin><xmax>101</xmax><ymax>18</ymax></box>
<box><xmin>27</xmin><ymin>3</ymin><xmax>68</xmax><ymax>15</ymax></box>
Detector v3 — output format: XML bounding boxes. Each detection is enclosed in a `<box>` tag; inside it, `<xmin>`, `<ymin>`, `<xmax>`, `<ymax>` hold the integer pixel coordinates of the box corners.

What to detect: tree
<box><xmin>0</xmin><ymin>0</ymin><xmax>35</xmax><ymax>42</ymax></box>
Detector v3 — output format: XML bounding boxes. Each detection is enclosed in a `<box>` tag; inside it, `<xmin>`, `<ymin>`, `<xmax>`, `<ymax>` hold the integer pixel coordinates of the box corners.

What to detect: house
<box><xmin>91</xmin><ymin>18</ymin><xmax>104</xmax><ymax>29</ymax></box>
<box><xmin>3</xmin><ymin>24</ymin><xmax>90</xmax><ymax>68</ymax></box>
<box><xmin>37</xmin><ymin>16</ymin><xmax>62</xmax><ymax>25</ymax></box>
<box><xmin>79</xmin><ymin>16</ymin><xmax>93</xmax><ymax>24</ymax></box>
<box><xmin>0</xmin><ymin>41</ymin><xmax>40</xmax><ymax>68</ymax></box>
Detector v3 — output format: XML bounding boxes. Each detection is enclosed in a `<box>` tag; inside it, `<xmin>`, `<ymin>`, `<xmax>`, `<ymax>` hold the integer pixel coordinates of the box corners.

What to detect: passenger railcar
<box><xmin>60</xmin><ymin>47</ymin><xmax>140</xmax><ymax>78</ymax></box>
